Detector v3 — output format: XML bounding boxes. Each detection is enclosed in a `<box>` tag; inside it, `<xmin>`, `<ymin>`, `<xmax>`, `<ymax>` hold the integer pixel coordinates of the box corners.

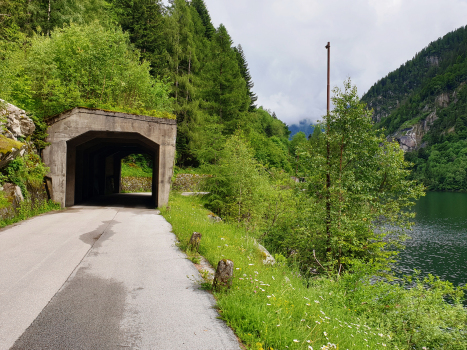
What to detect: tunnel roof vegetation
<box><xmin>55</xmin><ymin>107</ymin><xmax>176</xmax><ymax>121</ymax></box>
<box><xmin>0</xmin><ymin>22</ymin><xmax>174</xmax><ymax>120</ymax></box>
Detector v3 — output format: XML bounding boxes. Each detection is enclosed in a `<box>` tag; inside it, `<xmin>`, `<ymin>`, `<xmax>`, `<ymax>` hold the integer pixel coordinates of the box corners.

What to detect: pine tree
<box><xmin>233</xmin><ymin>44</ymin><xmax>257</xmax><ymax>111</ymax></box>
<box><xmin>111</xmin><ymin>0</ymin><xmax>167</xmax><ymax>77</ymax></box>
<box><xmin>190</xmin><ymin>0</ymin><xmax>214</xmax><ymax>40</ymax></box>
<box><xmin>202</xmin><ymin>24</ymin><xmax>249</xmax><ymax>132</ymax></box>
<box><xmin>166</xmin><ymin>0</ymin><xmax>227</xmax><ymax>167</ymax></box>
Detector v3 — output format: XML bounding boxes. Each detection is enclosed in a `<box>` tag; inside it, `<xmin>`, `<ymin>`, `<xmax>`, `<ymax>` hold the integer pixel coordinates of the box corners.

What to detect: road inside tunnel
<box><xmin>76</xmin><ymin>193</ymin><xmax>155</xmax><ymax>209</ymax></box>
<box><xmin>66</xmin><ymin>131</ymin><xmax>160</xmax><ymax>208</ymax></box>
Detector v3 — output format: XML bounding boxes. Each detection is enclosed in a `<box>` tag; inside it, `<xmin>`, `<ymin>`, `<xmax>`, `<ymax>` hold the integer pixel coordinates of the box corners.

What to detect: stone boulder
<box><xmin>213</xmin><ymin>259</ymin><xmax>234</xmax><ymax>291</ymax></box>
<box><xmin>0</xmin><ymin>100</ymin><xmax>35</xmax><ymax>140</ymax></box>
<box><xmin>2</xmin><ymin>182</ymin><xmax>24</xmax><ymax>204</ymax></box>
<box><xmin>188</xmin><ymin>231</ymin><xmax>202</xmax><ymax>252</ymax></box>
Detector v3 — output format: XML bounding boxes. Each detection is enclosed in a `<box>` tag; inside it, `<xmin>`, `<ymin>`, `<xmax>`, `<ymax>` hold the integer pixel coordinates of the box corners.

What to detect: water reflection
<box><xmin>396</xmin><ymin>192</ymin><xmax>467</xmax><ymax>286</ymax></box>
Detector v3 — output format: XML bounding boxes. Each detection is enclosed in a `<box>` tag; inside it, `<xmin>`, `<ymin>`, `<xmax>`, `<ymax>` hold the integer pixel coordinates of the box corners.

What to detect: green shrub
<box><xmin>2</xmin><ymin>22</ymin><xmax>174</xmax><ymax>119</ymax></box>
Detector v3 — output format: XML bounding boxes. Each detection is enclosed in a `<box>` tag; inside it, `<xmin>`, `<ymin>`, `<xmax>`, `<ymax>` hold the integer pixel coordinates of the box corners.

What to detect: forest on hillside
<box><xmin>362</xmin><ymin>25</ymin><xmax>467</xmax><ymax>191</ymax></box>
<box><xmin>0</xmin><ymin>0</ymin><xmax>295</xmax><ymax>170</ymax></box>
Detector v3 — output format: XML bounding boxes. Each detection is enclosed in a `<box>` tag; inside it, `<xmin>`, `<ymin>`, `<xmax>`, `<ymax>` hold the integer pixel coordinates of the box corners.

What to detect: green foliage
<box><xmin>190</xmin><ymin>0</ymin><xmax>215</xmax><ymax>39</ymax></box>
<box><xmin>1</xmin><ymin>152</ymin><xmax>49</xmax><ymax>196</ymax></box>
<box><xmin>110</xmin><ymin>0</ymin><xmax>167</xmax><ymax>77</ymax></box>
<box><xmin>204</xmin><ymin>132</ymin><xmax>271</xmax><ymax>230</ymax></box>
<box><xmin>162</xmin><ymin>194</ymin><xmax>467</xmax><ymax>350</ymax></box>
<box><xmin>2</xmin><ymin>22</ymin><xmax>173</xmax><ymax>119</ymax></box>
<box><xmin>0</xmin><ymin>134</ymin><xmax>24</xmax><ymax>154</ymax></box>
<box><xmin>0</xmin><ymin>191</ymin><xmax>11</xmax><ymax>209</ymax></box>
<box><xmin>247</xmin><ymin>132</ymin><xmax>292</xmax><ymax>172</ymax></box>
<box><xmin>121</xmin><ymin>153</ymin><xmax>153</xmax><ymax>178</ymax></box>
<box><xmin>289</xmin><ymin>131</ymin><xmax>307</xmax><ymax>175</ymax></box>
<box><xmin>407</xmin><ymin>139</ymin><xmax>467</xmax><ymax>191</ymax></box>
<box><xmin>233</xmin><ymin>44</ymin><xmax>257</xmax><ymax>111</ymax></box>
<box><xmin>278</xmin><ymin>80</ymin><xmax>425</xmax><ymax>275</ymax></box>
<box><xmin>329</xmin><ymin>262</ymin><xmax>467</xmax><ymax>349</ymax></box>
<box><xmin>202</xmin><ymin>24</ymin><xmax>249</xmax><ymax>132</ymax></box>
<box><xmin>1</xmin><ymin>0</ymin><xmax>289</xmax><ymax>170</ymax></box>
<box><xmin>203</xmin><ymin>131</ymin><xmax>297</xmax><ymax>239</ymax></box>
<box><xmin>0</xmin><ymin>197</ymin><xmax>60</xmax><ymax>227</ymax></box>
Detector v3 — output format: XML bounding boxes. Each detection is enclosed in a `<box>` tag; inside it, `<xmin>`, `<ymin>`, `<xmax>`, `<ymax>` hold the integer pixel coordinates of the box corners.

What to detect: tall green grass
<box><xmin>0</xmin><ymin>198</ymin><xmax>60</xmax><ymax>228</ymax></box>
<box><xmin>161</xmin><ymin>194</ymin><xmax>393</xmax><ymax>350</ymax></box>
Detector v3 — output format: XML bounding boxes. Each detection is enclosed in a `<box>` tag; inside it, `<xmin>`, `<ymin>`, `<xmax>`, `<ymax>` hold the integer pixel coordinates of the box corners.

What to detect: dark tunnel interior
<box><xmin>65</xmin><ymin>131</ymin><xmax>159</xmax><ymax>208</ymax></box>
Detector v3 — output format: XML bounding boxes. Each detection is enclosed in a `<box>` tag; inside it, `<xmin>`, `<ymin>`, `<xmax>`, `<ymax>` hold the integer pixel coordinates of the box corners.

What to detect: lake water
<box><xmin>396</xmin><ymin>191</ymin><xmax>467</xmax><ymax>286</ymax></box>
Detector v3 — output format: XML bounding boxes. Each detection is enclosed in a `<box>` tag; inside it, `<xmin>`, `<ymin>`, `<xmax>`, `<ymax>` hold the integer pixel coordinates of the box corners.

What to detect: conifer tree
<box><xmin>233</xmin><ymin>44</ymin><xmax>257</xmax><ymax>111</ymax></box>
<box><xmin>203</xmin><ymin>24</ymin><xmax>249</xmax><ymax>132</ymax></box>
<box><xmin>111</xmin><ymin>0</ymin><xmax>167</xmax><ymax>77</ymax></box>
<box><xmin>190</xmin><ymin>0</ymin><xmax>214</xmax><ymax>39</ymax></box>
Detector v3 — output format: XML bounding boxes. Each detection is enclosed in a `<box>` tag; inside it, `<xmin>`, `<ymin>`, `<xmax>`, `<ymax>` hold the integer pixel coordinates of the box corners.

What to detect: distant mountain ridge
<box><xmin>288</xmin><ymin>119</ymin><xmax>314</xmax><ymax>139</ymax></box>
<box><xmin>361</xmin><ymin>25</ymin><xmax>467</xmax><ymax>191</ymax></box>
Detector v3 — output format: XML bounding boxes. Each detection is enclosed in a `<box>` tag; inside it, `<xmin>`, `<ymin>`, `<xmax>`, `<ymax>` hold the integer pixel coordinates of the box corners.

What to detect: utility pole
<box><xmin>326</xmin><ymin>42</ymin><xmax>330</xmax><ymax>114</ymax></box>
<box><xmin>325</xmin><ymin>41</ymin><xmax>331</xmax><ymax>254</ymax></box>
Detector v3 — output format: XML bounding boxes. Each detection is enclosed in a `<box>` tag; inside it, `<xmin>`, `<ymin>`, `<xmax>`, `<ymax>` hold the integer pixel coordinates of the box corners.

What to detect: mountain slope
<box><xmin>288</xmin><ymin>119</ymin><xmax>315</xmax><ymax>139</ymax></box>
<box><xmin>361</xmin><ymin>25</ymin><xmax>467</xmax><ymax>190</ymax></box>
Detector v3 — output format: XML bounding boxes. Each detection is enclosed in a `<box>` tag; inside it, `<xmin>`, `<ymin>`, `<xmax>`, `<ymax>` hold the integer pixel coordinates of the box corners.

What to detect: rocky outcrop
<box><xmin>426</xmin><ymin>56</ymin><xmax>440</xmax><ymax>67</ymax></box>
<box><xmin>1</xmin><ymin>183</ymin><xmax>24</xmax><ymax>204</ymax></box>
<box><xmin>0</xmin><ymin>100</ymin><xmax>36</xmax><ymax>169</ymax></box>
<box><xmin>0</xmin><ymin>100</ymin><xmax>35</xmax><ymax>141</ymax></box>
<box><xmin>392</xmin><ymin>111</ymin><xmax>438</xmax><ymax>152</ymax></box>
<box><xmin>435</xmin><ymin>93</ymin><xmax>449</xmax><ymax>108</ymax></box>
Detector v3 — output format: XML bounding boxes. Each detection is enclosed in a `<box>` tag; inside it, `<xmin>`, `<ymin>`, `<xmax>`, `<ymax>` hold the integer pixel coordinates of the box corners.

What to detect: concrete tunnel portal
<box><xmin>67</xmin><ymin>131</ymin><xmax>159</xmax><ymax>205</ymax></box>
<box><xmin>42</xmin><ymin>108</ymin><xmax>177</xmax><ymax>208</ymax></box>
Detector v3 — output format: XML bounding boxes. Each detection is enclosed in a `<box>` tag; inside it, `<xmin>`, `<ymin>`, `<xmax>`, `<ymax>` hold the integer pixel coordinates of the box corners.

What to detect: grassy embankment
<box><xmin>161</xmin><ymin>193</ymin><xmax>392</xmax><ymax>350</ymax></box>
<box><xmin>0</xmin><ymin>198</ymin><xmax>60</xmax><ymax>228</ymax></box>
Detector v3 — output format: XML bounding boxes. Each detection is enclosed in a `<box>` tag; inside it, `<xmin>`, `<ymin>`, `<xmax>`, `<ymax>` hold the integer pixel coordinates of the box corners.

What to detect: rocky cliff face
<box><xmin>0</xmin><ymin>100</ymin><xmax>35</xmax><ymax>141</ymax></box>
<box><xmin>391</xmin><ymin>111</ymin><xmax>438</xmax><ymax>152</ymax></box>
<box><xmin>383</xmin><ymin>88</ymin><xmax>460</xmax><ymax>152</ymax></box>
<box><xmin>0</xmin><ymin>100</ymin><xmax>36</xmax><ymax>169</ymax></box>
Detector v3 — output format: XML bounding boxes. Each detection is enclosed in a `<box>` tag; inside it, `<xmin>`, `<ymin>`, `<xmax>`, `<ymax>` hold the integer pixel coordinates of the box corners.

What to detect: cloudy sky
<box><xmin>200</xmin><ymin>0</ymin><xmax>467</xmax><ymax>126</ymax></box>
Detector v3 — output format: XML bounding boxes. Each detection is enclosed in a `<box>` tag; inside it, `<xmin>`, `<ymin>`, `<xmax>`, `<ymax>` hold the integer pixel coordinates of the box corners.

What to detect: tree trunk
<box><xmin>47</xmin><ymin>0</ymin><xmax>51</xmax><ymax>36</ymax></box>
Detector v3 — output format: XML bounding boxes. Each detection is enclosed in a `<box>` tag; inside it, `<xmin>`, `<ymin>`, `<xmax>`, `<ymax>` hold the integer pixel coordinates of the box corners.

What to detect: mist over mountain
<box><xmin>288</xmin><ymin>119</ymin><xmax>315</xmax><ymax>139</ymax></box>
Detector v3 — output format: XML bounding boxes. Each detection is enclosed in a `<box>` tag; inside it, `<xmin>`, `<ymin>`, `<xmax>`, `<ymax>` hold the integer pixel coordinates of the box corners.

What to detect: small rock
<box><xmin>213</xmin><ymin>259</ymin><xmax>234</xmax><ymax>291</ymax></box>
<box><xmin>207</xmin><ymin>212</ymin><xmax>222</xmax><ymax>222</ymax></box>
<box><xmin>194</xmin><ymin>256</ymin><xmax>215</xmax><ymax>281</ymax></box>
<box><xmin>256</xmin><ymin>242</ymin><xmax>276</xmax><ymax>265</ymax></box>
<box><xmin>188</xmin><ymin>231</ymin><xmax>202</xmax><ymax>252</ymax></box>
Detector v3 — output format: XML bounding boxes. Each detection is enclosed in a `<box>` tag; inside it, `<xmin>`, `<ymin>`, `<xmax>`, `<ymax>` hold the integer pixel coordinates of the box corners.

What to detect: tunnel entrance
<box><xmin>67</xmin><ymin>131</ymin><xmax>159</xmax><ymax>207</ymax></box>
<box><xmin>42</xmin><ymin>108</ymin><xmax>176</xmax><ymax>208</ymax></box>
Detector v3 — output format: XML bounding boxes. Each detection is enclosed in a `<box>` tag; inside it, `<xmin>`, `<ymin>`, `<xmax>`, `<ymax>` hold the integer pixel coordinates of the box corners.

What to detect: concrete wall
<box><xmin>43</xmin><ymin>108</ymin><xmax>176</xmax><ymax>208</ymax></box>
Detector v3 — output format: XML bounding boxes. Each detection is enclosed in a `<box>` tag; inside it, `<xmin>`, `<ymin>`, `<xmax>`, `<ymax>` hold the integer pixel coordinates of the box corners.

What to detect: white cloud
<box><xmin>205</xmin><ymin>0</ymin><xmax>467</xmax><ymax>124</ymax></box>
<box><xmin>167</xmin><ymin>0</ymin><xmax>467</xmax><ymax>125</ymax></box>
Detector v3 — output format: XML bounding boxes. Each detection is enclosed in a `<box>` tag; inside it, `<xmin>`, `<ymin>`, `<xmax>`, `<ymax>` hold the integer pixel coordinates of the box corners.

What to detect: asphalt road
<box><xmin>0</xmin><ymin>194</ymin><xmax>241</xmax><ymax>350</ymax></box>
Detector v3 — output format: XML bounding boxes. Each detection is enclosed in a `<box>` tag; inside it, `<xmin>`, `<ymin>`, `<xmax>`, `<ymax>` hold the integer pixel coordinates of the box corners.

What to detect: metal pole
<box><xmin>325</xmin><ymin>42</ymin><xmax>330</xmax><ymax>114</ymax></box>
<box><xmin>325</xmin><ymin>41</ymin><xmax>331</xmax><ymax>254</ymax></box>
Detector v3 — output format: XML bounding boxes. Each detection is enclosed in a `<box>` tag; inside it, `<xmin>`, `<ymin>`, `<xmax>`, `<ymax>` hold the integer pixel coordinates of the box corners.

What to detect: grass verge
<box><xmin>161</xmin><ymin>193</ymin><xmax>392</xmax><ymax>350</ymax></box>
<box><xmin>0</xmin><ymin>199</ymin><xmax>61</xmax><ymax>228</ymax></box>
